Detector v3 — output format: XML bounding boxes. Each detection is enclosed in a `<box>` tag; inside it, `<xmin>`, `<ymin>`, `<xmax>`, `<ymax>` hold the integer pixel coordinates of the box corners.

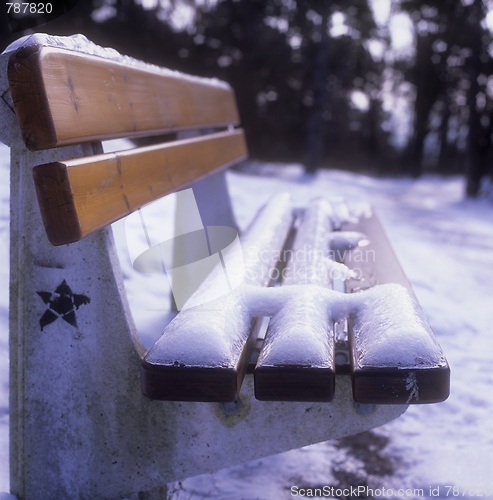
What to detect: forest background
<box><xmin>1</xmin><ymin>0</ymin><xmax>493</xmax><ymax>197</ymax></box>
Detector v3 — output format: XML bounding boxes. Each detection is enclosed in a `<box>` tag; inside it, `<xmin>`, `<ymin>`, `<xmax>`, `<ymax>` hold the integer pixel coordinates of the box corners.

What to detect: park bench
<box><xmin>0</xmin><ymin>33</ymin><xmax>449</xmax><ymax>500</ymax></box>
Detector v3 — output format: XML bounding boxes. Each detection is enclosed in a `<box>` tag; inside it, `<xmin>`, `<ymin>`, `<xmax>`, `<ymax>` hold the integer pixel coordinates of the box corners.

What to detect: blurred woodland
<box><xmin>2</xmin><ymin>0</ymin><xmax>493</xmax><ymax>196</ymax></box>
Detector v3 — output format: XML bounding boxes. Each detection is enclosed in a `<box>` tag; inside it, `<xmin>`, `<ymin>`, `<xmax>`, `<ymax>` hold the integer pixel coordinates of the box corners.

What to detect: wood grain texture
<box><xmin>141</xmin><ymin>321</ymin><xmax>260</xmax><ymax>402</ymax></box>
<box><xmin>8</xmin><ymin>44</ymin><xmax>240</xmax><ymax>151</ymax></box>
<box><xmin>343</xmin><ymin>211</ymin><xmax>412</xmax><ymax>293</ymax></box>
<box><xmin>342</xmin><ymin>213</ymin><xmax>450</xmax><ymax>404</ymax></box>
<box><xmin>33</xmin><ymin>129</ymin><xmax>247</xmax><ymax>246</ymax></box>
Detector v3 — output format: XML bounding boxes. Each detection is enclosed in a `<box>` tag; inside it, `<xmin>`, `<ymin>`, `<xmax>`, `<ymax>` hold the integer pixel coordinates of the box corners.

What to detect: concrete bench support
<box><xmin>1</xmin><ymin>38</ymin><xmax>407</xmax><ymax>500</ymax></box>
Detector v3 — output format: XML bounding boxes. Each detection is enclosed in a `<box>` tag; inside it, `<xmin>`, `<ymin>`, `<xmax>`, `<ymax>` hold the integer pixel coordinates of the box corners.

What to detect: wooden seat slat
<box><xmin>342</xmin><ymin>214</ymin><xmax>450</xmax><ymax>404</ymax></box>
<box><xmin>8</xmin><ymin>44</ymin><xmax>240</xmax><ymax>151</ymax></box>
<box><xmin>141</xmin><ymin>194</ymin><xmax>293</xmax><ymax>402</ymax></box>
<box><xmin>33</xmin><ymin>129</ymin><xmax>247</xmax><ymax>246</ymax></box>
<box><xmin>254</xmin><ymin>200</ymin><xmax>336</xmax><ymax>402</ymax></box>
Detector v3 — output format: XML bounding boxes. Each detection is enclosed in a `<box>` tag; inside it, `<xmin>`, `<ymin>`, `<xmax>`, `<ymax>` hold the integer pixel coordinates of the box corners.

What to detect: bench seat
<box><xmin>141</xmin><ymin>195</ymin><xmax>449</xmax><ymax>404</ymax></box>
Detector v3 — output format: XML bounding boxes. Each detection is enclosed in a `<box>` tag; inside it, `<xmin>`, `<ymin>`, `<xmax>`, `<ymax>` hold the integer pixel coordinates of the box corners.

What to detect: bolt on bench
<box><xmin>1</xmin><ymin>34</ymin><xmax>449</xmax><ymax>500</ymax></box>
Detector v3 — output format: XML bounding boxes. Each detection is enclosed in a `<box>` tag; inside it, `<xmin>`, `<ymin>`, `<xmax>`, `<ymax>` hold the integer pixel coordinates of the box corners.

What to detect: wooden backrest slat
<box><xmin>33</xmin><ymin>129</ymin><xmax>247</xmax><ymax>246</ymax></box>
<box><xmin>8</xmin><ymin>45</ymin><xmax>240</xmax><ymax>151</ymax></box>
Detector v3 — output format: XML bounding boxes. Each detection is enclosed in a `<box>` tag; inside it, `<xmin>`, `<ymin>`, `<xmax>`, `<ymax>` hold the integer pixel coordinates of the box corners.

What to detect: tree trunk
<box><xmin>438</xmin><ymin>92</ymin><xmax>451</xmax><ymax>173</ymax></box>
<box><xmin>410</xmin><ymin>34</ymin><xmax>438</xmax><ymax>178</ymax></box>
<box><xmin>465</xmin><ymin>0</ymin><xmax>484</xmax><ymax>197</ymax></box>
<box><xmin>305</xmin><ymin>5</ymin><xmax>330</xmax><ymax>174</ymax></box>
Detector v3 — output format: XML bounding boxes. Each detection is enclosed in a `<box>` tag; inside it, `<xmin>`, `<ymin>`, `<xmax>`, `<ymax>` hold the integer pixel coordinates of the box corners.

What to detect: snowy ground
<box><xmin>0</xmin><ymin>140</ymin><xmax>493</xmax><ymax>499</ymax></box>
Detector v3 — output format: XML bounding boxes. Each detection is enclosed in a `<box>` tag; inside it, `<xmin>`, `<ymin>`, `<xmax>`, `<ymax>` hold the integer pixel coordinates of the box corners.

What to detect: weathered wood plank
<box><xmin>343</xmin><ymin>212</ymin><xmax>412</xmax><ymax>293</ymax></box>
<box><xmin>141</xmin><ymin>194</ymin><xmax>293</xmax><ymax>402</ymax></box>
<box><xmin>254</xmin><ymin>200</ymin><xmax>336</xmax><ymax>402</ymax></box>
<box><xmin>8</xmin><ymin>44</ymin><xmax>240</xmax><ymax>151</ymax></box>
<box><xmin>342</xmin><ymin>213</ymin><xmax>450</xmax><ymax>404</ymax></box>
<box><xmin>33</xmin><ymin>129</ymin><xmax>247</xmax><ymax>246</ymax></box>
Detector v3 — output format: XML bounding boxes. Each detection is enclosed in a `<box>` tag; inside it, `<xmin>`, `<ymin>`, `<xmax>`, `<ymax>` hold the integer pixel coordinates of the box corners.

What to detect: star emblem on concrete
<box><xmin>37</xmin><ymin>279</ymin><xmax>90</xmax><ymax>331</ymax></box>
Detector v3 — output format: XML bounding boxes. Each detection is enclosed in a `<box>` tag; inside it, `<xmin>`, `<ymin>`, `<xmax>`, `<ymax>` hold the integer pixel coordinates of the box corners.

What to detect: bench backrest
<box><xmin>8</xmin><ymin>41</ymin><xmax>247</xmax><ymax>246</ymax></box>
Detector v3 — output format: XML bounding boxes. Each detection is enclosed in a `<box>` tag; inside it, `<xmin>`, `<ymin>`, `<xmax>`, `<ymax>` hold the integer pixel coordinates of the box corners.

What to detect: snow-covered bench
<box><xmin>0</xmin><ymin>34</ymin><xmax>449</xmax><ymax>500</ymax></box>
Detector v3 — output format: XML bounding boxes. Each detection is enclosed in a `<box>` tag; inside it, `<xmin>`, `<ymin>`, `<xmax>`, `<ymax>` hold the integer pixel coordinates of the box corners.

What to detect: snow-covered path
<box><xmin>0</xmin><ymin>143</ymin><xmax>492</xmax><ymax>498</ymax></box>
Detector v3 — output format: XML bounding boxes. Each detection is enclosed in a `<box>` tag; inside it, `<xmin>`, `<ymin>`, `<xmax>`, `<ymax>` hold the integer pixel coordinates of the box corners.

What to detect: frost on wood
<box><xmin>144</xmin><ymin>193</ymin><xmax>293</xmax><ymax>369</ymax></box>
<box><xmin>256</xmin><ymin>286</ymin><xmax>334</xmax><ymax>367</ymax></box>
<box><xmin>148</xmin><ymin>281</ymin><xmax>445</xmax><ymax>371</ymax></box>
<box><xmin>146</xmin><ymin>195</ymin><xmax>445</xmax><ymax>374</ymax></box>
<box><xmin>328</xmin><ymin>231</ymin><xmax>370</xmax><ymax>256</ymax></box>
<box><xmin>282</xmin><ymin>198</ymin><xmax>334</xmax><ymax>287</ymax></box>
<box><xmin>258</xmin><ymin>199</ymin><xmax>335</xmax><ymax>370</ymax></box>
<box><xmin>2</xmin><ymin>33</ymin><xmax>231</xmax><ymax>91</ymax></box>
<box><xmin>254</xmin><ymin>284</ymin><xmax>445</xmax><ymax>370</ymax></box>
<box><xmin>350</xmin><ymin>284</ymin><xmax>447</xmax><ymax>369</ymax></box>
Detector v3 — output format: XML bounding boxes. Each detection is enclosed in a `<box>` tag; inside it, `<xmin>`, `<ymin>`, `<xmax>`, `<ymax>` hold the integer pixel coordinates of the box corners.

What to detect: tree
<box><xmin>10</xmin><ymin>0</ymin><xmax>389</xmax><ymax>173</ymax></box>
<box><xmin>465</xmin><ymin>0</ymin><xmax>489</xmax><ymax>196</ymax></box>
<box><xmin>399</xmin><ymin>0</ymin><xmax>493</xmax><ymax>192</ymax></box>
<box><xmin>304</xmin><ymin>2</ymin><xmax>331</xmax><ymax>173</ymax></box>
